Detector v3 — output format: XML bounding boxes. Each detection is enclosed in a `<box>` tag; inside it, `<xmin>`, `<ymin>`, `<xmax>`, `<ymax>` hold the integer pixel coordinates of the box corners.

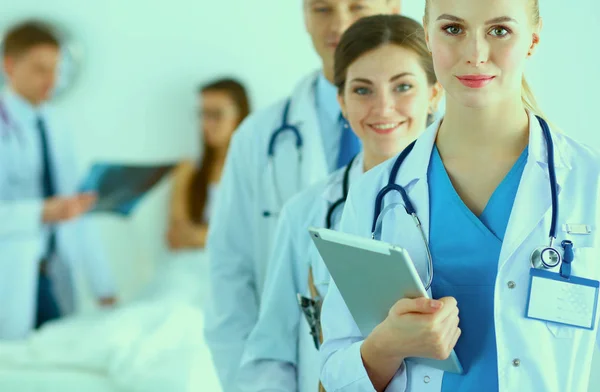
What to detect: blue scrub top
<box><xmin>428</xmin><ymin>145</ymin><xmax>528</xmax><ymax>391</ymax></box>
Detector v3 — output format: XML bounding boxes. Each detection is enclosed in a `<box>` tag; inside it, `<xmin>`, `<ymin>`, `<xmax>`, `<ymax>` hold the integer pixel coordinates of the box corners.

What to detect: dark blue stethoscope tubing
<box><xmin>371</xmin><ymin>115</ymin><xmax>558</xmax><ymax>242</ymax></box>
<box><xmin>262</xmin><ymin>98</ymin><xmax>304</xmax><ymax>218</ymax></box>
<box><xmin>370</xmin><ymin>141</ymin><xmax>417</xmax><ymax>234</ymax></box>
<box><xmin>325</xmin><ymin>155</ymin><xmax>357</xmax><ymax>229</ymax></box>
<box><xmin>267</xmin><ymin>99</ymin><xmax>303</xmax><ymax>157</ymax></box>
<box><xmin>539</xmin><ymin>118</ymin><xmax>559</xmax><ymax>240</ymax></box>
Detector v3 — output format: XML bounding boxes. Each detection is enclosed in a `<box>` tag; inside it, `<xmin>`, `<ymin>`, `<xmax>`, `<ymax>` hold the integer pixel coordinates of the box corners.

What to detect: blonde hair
<box><xmin>424</xmin><ymin>0</ymin><xmax>546</xmax><ymax>120</ymax></box>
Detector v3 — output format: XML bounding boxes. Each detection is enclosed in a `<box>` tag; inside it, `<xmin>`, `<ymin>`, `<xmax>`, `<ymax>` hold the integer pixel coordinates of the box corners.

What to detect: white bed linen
<box><xmin>0</xmin><ymin>250</ymin><xmax>220</xmax><ymax>392</ymax></box>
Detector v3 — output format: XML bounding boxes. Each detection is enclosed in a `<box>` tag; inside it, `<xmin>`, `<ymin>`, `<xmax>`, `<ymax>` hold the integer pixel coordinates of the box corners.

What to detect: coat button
<box><xmin>513</xmin><ymin>358</ymin><xmax>521</xmax><ymax>367</ymax></box>
<box><xmin>424</xmin><ymin>376</ymin><xmax>431</xmax><ymax>383</ymax></box>
<box><xmin>507</xmin><ymin>281</ymin><xmax>516</xmax><ymax>289</ymax></box>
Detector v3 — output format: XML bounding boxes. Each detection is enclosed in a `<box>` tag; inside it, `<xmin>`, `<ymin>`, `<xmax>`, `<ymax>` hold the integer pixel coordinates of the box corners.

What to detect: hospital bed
<box><xmin>0</xmin><ymin>251</ymin><xmax>221</xmax><ymax>392</ymax></box>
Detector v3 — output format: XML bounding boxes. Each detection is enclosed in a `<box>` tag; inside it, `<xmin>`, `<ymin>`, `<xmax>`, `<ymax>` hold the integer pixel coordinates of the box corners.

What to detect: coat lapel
<box><xmin>289</xmin><ymin>71</ymin><xmax>328</xmax><ymax>188</ymax></box>
<box><xmin>380</xmin><ymin>121</ymin><xmax>439</xmax><ymax>289</ymax></box>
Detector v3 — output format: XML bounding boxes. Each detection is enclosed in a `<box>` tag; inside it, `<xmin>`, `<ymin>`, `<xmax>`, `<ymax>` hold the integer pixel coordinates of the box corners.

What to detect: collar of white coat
<box><xmin>396</xmin><ymin>110</ymin><xmax>572</xmax><ymax>188</ymax></box>
<box><xmin>1</xmin><ymin>87</ymin><xmax>48</xmax><ymax>128</ymax></box>
<box><xmin>322</xmin><ymin>151</ymin><xmax>364</xmax><ymax>203</ymax></box>
<box><xmin>315</xmin><ymin>72</ymin><xmax>340</xmax><ymax>124</ymax></box>
<box><xmin>287</xmin><ymin>70</ymin><xmax>322</xmax><ymax>125</ymax></box>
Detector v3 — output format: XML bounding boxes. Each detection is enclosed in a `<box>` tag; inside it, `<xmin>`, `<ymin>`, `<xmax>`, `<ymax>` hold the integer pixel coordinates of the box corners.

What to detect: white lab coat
<box><xmin>320</xmin><ymin>113</ymin><xmax>600</xmax><ymax>392</ymax></box>
<box><xmin>237</xmin><ymin>154</ymin><xmax>363</xmax><ymax>392</ymax></box>
<box><xmin>204</xmin><ymin>71</ymin><xmax>330</xmax><ymax>391</ymax></box>
<box><xmin>0</xmin><ymin>90</ymin><xmax>116</xmax><ymax>339</ymax></box>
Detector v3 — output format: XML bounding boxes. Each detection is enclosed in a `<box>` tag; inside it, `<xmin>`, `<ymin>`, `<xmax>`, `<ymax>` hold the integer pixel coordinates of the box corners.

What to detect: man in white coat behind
<box><xmin>0</xmin><ymin>20</ymin><xmax>117</xmax><ymax>339</ymax></box>
<box><xmin>203</xmin><ymin>1</ymin><xmax>401</xmax><ymax>391</ymax></box>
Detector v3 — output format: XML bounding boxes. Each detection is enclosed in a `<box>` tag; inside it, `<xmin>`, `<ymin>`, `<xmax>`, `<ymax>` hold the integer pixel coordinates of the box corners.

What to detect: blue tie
<box><xmin>37</xmin><ymin>117</ymin><xmax>57</xmax><ymax>257</ymax></box>
<box><xmin>36</xmin><ymin>116</ymin><xmax>61</xmax><ymax>328</ymax></box>
<box><xmin>336</xmin><ymin>115</ymin><xmax>361</xmax><ymax>169</ymax></box>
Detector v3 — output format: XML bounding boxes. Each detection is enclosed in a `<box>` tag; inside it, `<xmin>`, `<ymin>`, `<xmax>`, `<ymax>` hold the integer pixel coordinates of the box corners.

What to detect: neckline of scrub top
<box><xmin>431</xmin><ymin>145</ymin><xmax>529</xmax><ymax>242</ymax></box>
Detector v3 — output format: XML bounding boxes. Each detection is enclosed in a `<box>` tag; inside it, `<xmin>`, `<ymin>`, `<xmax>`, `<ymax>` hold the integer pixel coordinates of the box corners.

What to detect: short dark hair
<box><xmin>3</xmin><ymin>21</ymin><xmax>60</xmax><ymax>58</ymax></box>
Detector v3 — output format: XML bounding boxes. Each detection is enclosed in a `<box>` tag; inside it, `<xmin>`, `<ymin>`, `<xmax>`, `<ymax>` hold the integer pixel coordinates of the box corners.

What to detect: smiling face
<box><xmin>423</xmin><ymin>0</ymin><xmax>540</xmax><ymax>109</ymax></box>
<box><xmin>338</xmin><ymin>43</ymin><xmax>440</xmax><ymax>165</ymax></box>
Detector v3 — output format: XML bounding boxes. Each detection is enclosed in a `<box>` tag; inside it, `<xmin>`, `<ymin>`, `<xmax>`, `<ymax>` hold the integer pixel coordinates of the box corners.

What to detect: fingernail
<box><xmin>430</xmin><ymin>300</ymin><xmax>443</xmax><ymax>309</ymax></box>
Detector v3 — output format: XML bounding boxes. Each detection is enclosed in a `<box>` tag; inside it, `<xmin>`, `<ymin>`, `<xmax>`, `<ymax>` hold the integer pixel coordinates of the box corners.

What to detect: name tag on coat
<box><xmin>526</xmin><ymin>268</ymin><xmax>599</xmax><ymax>330</ymax></box>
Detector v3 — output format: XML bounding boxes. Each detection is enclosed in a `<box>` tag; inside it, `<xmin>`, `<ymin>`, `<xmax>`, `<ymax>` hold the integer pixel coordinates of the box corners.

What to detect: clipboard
<box><xmin>308</xmin><ymin>226</ymin><xmax>463</xmax><ymax>374</ymax></box>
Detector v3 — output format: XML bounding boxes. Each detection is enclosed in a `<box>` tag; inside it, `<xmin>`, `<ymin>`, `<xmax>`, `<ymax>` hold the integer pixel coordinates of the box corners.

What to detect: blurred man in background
<box><xmin>0</xmin><ymin>20</ymin><xmax>117</xmax><ymax>339</ymax></box>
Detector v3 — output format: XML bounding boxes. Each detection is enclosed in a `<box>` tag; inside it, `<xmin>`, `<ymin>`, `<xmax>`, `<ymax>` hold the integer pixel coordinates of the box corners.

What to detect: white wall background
<box><xmin>2</xmin><ymin>0</ymin><xmax>599</xmax><ymax>389</ymax></box>
<box><xmin>1</xmin><ymin>0</ymin><xmax>323</xmax><ymax>302</ymax></box>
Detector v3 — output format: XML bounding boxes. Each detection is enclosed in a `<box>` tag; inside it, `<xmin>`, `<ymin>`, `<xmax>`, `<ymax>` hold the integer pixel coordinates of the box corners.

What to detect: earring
<box><xmin>341</xmin><ymin>114</ymin><xmax>349</xmax><ymax>128</ymax></box>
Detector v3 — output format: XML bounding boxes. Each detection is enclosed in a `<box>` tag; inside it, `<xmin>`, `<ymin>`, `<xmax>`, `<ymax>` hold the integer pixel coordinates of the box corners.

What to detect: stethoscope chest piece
<box><xmin>530</xmin><ymin>246</ymin><xmax>562</xmax><ymax>269</ymax></box>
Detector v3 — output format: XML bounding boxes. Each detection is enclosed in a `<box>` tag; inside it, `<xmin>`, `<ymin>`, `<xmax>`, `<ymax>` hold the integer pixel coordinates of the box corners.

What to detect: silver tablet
<box><xmin>309</xmin><ymin>226</ymin><xmax>463</xmax><ymax>374</ymax></box>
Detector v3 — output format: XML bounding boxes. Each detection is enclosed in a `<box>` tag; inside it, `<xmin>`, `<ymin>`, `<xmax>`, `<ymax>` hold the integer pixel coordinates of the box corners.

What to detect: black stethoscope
<box><xmin>325</xmin><ymin>155</ymin><xmax>357</xmax><ymax>229</ymax></box>
<box><xmin>370</xmin><ymin>115</ymin><xmax>562</xmax><ymax>291</ymax></box>
<box><xmin>298</xmin><ymin>154</ymin><xmax>357</xmax><ymax>351</ymax></box>
<box><xmin>263</xmin><ymin>99</ymin><xmax>304</xmax><ymax>218</ymax></box>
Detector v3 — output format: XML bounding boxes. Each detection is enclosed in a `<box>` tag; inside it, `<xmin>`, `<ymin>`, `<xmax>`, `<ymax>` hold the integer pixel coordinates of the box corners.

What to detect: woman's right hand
<box><xmin>361</xmin><ymin>297</ymin><xmax>460</xmax><ymax>390</ymax></box>
<box><xmin>380</xmin><ymin>296</ymin><xmax>460</xmax><ymax>360</ymax></box>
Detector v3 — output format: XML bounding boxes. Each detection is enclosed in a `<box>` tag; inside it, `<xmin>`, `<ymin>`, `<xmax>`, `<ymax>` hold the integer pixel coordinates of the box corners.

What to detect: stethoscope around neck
<box><xmin>369</xmin><ymin>115</ymin><xmax>561</xmax><ymax>292</ymax></box>
<box><xmin>263</xmin><ymin>99</ymin><xmax>304</xmax><ymax>218</ymax></box>
<box><xmin>325</xmin><ymin>155</ymin><xmax>357</xmax><ymax>229</ymax></box>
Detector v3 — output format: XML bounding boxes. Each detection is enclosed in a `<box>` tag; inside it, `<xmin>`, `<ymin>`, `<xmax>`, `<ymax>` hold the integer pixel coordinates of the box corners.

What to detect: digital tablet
<box><xmin>309</xmin><ymin>226</ymin><xmax>463</xmax><ymax>374</ymax></box>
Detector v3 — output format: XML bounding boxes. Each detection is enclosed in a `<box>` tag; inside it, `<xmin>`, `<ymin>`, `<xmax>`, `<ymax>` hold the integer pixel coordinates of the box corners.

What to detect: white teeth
<box><xmin>371</xmin><ymin>123</ymin><xmax>399</xmax><ymax>130</ymax></box>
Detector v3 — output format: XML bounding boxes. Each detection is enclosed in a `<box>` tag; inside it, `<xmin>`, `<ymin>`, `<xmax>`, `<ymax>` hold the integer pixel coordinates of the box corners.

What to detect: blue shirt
<box><xmin>314</xmin><ymin>73</ymin><xmax>342</xmax><ymax>173</ymax></box>
<box><xmin>428</xmin><ymin>145</ymin><xmax>528</xmax><ymax>391</ymax></box>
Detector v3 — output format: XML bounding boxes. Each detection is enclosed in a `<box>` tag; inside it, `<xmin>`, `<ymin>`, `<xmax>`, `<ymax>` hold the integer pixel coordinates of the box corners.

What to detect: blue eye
<box><xmin>395</xmin><ymin>84</ymin><xmax>412</xmax><ymax>92</ymax></box>
<box><xmin>314</xmin><ymin>7</ymin><xmax>330</xmax><ymax>13</ymax></box>
<box><xmin>353</xmin><ymin>87</ymin><xmax>371</xmax><ymax>95</ymax></box>
<box><xmin>443</xmin><ymin>25</ymin><xmax>463</xmax><ymax>36</ymax></box>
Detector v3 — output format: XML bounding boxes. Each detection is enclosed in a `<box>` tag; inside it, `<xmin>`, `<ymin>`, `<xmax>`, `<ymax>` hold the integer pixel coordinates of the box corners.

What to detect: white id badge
<box><xmin>525</xmin><ymin>268</ymin><xmax>599</xmax><ymax>330</ymax></box>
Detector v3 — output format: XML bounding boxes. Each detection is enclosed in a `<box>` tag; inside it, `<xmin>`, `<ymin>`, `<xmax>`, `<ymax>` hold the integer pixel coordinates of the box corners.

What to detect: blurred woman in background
<box><xmin>138</xmin><ymin>78</ymin><xmax>251</xmax><ymax>308</ymax></box>
<box><xmin>0</xmin><ymin>80</ymin><xmax>252</xmax><ymax>392</ymax></box>
<box><xmin>167</xmin><ymin>79</ymin><xmax>251</xmax><ymax>250</ymax></box>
